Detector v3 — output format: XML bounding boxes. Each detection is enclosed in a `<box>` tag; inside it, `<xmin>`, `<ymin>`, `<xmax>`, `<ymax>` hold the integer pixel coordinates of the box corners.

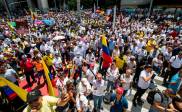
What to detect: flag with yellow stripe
<box><xmin>41</xmin><ymin>58</ymin><xmax>55</xmax><ymax>96</ymax></box>
<box><xmin>0</xmin><ymin>77</ymin><xmax>28</xmax><ymax>102</ymax></box>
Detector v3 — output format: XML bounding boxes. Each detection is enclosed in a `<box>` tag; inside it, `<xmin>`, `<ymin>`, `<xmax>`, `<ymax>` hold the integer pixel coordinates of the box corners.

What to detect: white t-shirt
<box><xmin>76</xmin><ymin>95</ymin><xmax>89</xmax><ymax>112</ymax></box>
<box><xmin>92</xmin><ymin>80</ymin><xmax>107</xmax><ymax>96</ymax></box>
<box><xmin>106</xmin><ymin>67</ymin><xmax>119</xmax><ymax>82</ymax></box>
<box><xmin>112</xmin><ymin>49</ymin><xmax>120</xmax><ymax>58</ymax></box>
<box><xmin>138</xmin><ymin>70</ymin><xmax>151</xmax><ymax>89</ymax></box>
<box><xmin>136</xmin><ymin>41</ymin><xmax>146</xmax><ymax>49</ymax></box>
<box><xmin>77</xmin><ymin>82</ymin><xmax>91</xmax><ymax>95</ymax></box>
<box><xmin>53</xmin><ymin>57</ymin><xmax>62</xmax><ymax>69</ymax></box>
<box><xmin>74</xmin><ymin>46</ymin><xmax>84</xmax><ymax>57</ymax></box>
<box><xmin>56</xmin><ymin>77</ymin><xmax>68</xmax><ymax>91</ymax></box>
<box><xmin>73</xmin><ymin>56</ymin><xmax>83</xmax><ymax>66</ymax></box>
<box><xmin>163</xmin><ymin>51</ymin><xmax>172</xmax><ymax>61</ymax></box>
<box><xmin>86</xmin><ymin>53</ymin><xmax>95</xmax><ymax>64</ymax></box>
<box><xmin>120</xmin><ymin>74</ymin><xmax>133</xmax><ymax>90</ymax></box>
<box><xmin>170</xmin><ymin>55</ymin><xmax>182</xmax><ymax>68</ymax></box>
<box><xmin>152</xmin><ymin>58</ymin><xmax>163</xmax><ymax>67</ymax></box>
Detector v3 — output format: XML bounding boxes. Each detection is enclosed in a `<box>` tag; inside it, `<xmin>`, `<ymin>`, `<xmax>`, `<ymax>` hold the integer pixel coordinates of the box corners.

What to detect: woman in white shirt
<box><xmin>106</xmin><ymin>62</ymin><xmax>119</xmax><ymax>92</ymax></box>
<box><xmin>112</xmin><ymin>45</ymin><xmax>120</xmax><ymax>58</ymax></box>
<box><xmin>152</xmin><ymin>54</ymin><xmax>163</xmax><ymax>75</ymax></box>
<box><xmin>120</xmin><ymin>69</ymin><xmax>133</xmax><ymax>96</ymax></box>
<box><xmin>126</xmin><ymin>56</ymin><xmax>137</xmax><ymax>72</ymax></box>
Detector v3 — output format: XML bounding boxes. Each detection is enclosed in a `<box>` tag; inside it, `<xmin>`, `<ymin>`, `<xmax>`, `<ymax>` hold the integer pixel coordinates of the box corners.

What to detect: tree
<box><xmin>67</xmin><ymin>0</ymin><xmax>77</xmax><ymax>10</ymax></box>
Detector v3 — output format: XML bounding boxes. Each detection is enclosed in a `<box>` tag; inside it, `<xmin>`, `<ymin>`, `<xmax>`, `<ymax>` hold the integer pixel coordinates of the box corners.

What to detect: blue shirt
<box><xmin>168</xmin><ymin>73</ymin><xmax>182</xmax><ymax>94</ymax></box>
<box><xmin>109</xmin><ymin>40</ymin><xmax>115</xmax><ymax>51</ymax></box>
<box><xmin>110</xmin><ymin>94</ymin><xmax>128</xmax><ymax>112</ymax></box>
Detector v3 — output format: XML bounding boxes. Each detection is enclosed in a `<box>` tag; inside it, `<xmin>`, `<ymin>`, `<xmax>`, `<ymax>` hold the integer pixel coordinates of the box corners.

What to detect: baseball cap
<box><xmin>145</xmin><ymin>64</ymin><xmax>152</xmax><ymax>69</ymax></box>
<box><xmin>90</xmin><ymin>63</ymin><xmax>94</xmax><ymax>67</ymax></box>
<box><xmin>116</xmin><ymin>87</ymin><xmax>124</xmax><ymax>95</ymax></box>
<box><xmin>27</xmin><ymin>89</ymin><xmax>42</xmax><ymax>103</ymax></box>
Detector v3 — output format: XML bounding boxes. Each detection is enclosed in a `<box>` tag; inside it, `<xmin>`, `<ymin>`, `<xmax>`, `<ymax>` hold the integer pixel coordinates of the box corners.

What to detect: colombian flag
<box><xmin>0</xmin><ymin>77</ymin><xmax>28</xmax><ymax>102</ymax></box>
<box><xmin>42</xmin><ymin>59</ymin><xmax>55</xmax><ymax>96</ymax></box>
<box><xmin>101</xmin><ymin>35</ymin><xmax>112</xmax><ymax>63</ymax></box>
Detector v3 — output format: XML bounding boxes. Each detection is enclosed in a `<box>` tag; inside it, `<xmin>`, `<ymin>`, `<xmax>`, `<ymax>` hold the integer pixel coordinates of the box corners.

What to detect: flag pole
<box><xmin>112</xmin><ymin>5</ymin><xmax>116</xmax><ymax>29</ymax></box>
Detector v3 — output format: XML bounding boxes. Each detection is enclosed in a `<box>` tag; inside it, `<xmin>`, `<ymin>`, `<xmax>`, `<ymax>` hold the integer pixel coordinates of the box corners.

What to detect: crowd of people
<box><xmin>0</xmin><ymin>8</ymin><xmax>182</xmax><ymax>112</ymax></box>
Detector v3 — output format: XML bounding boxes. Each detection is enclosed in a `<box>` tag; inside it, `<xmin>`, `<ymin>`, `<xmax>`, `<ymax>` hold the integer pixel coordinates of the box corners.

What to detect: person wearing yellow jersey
<box><xmin>146</xmin><ymin>36</ymin><xmax>157</xmax><ymax>53</ymax></box>
<box><xmin>115</xmin><ymin>54</ymin><xmax>127</xmax><ymax>74</ymax></box>
<box><xmin>43</xmin><ymin>50</ymin><xmax>55</xmax><ymax>78</ymax></box>
<box><xmin>23</xmin><ymin>89</ymin><xmax>70</xmax><ymax>112</ymax></box>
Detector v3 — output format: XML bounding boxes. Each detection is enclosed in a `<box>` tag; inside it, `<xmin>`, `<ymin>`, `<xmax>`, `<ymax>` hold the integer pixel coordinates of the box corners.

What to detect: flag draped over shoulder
<box><xmin>101</xmin><ymin>35</ymin><xmax>112</xmax><ymax>63</ymax></box>
<box><xmin>0</xmin><ymin>77</ymin><xmax>28</xmax><ymax>102</ymax></box>
<box><xmin>41</xmin><ymin>59</ymin><xmax>55</xmax><ymax>96</ymax></box>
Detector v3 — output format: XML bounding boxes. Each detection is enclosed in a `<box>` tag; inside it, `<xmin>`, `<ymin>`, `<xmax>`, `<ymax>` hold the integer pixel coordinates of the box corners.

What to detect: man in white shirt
<box><xmin>120</xmin><ymin>69</ymin><xmax>133</xmax><ymax>96</ymax></box>
<box><xmin>86</xmin><ymin>63</ymin><xmax>98</xmax><ymax>85</ymax></box>
<box><xmin>166</xmin><ymin>52</ymin><xmax>182</xmax><ymax>83</ymax></box>
<box><xmin>132</xmin><ymin>64</ymin><xmax>154</xmax><ymax>106</ymax></box>
<box><xmin>77</xmin><ymin>78</ymin><xmax>92</xmax><ymax>97</ymax></box>
<box><xmin>85</xmin><ymin>50</ymin><xmax>95</xmax><ymax>65</ymax></box>
<box><xmin>92</xmin><ymin>73</ymin><xmax>107</xmax><ymax>111</ymax></box>
<box><xmin>73</xmin><ymin>43</ymin><xmax>84</xmax><ymax>58</ymax></box>
<box><xmin>56</xmin><ymin>71</ymin><xmax>68</xmax><ymax>97</ymax></box>
<box><xmin>73</xmin><ymin>53</ymin><xmax>84</xmax><ymax>81</ymax></box>
<box><xmin>53</xmin><ymin>53</ymin><xmax>62</xmax><ymax>71</ymax></box>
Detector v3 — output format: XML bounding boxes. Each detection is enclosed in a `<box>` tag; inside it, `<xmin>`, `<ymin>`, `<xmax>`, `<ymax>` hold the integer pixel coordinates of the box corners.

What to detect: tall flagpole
<box><xmin>54</xmin><ymin>0</ymin><xmax>57</xmax><ymax>12</ymax></box>
<box><xmin>77</xmin><ymin>0</ymin><xmax>81</xmax><ymax>19</ymax></box>
<box><xmin>148</xmin><ymin>0</ymin><xmax>154</xmax><ymax>17</ymax></box>
<box><xmin>2</xmin><ymin>0</ymin><xmax>11</xmax><ymax>17</ymax></box>
<box><xmin>112</xmin><ymin>5</ymin><xmax>116</xmax><ymax>29</ymax></box>
<box><xmin>94</xmin><ymin>2</ymin><xmax>96</xmax><ymax>14</ymax></box>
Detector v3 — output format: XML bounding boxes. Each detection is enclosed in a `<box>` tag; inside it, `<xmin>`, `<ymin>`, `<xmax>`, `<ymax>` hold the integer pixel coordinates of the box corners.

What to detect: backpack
<box><xmin>147</xmin><ymin>89</ymin><xmax>163</xmax><ymax>105</ymax></box>
<box><xmin>103</xmin><ymin>91</ymin><xmax>112</xmax><ymax>104</ymax></box>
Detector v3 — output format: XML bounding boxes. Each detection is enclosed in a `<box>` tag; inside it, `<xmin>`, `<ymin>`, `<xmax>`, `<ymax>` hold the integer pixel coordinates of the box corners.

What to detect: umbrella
<box><xmin>34</xmin><ymin>20</ymin><xmax>43</xmax><ymax>25</ymax></box>
<box><xmin>52</xmin><ymin>36</ymin><xmax>65</xmax><ymax>41</ymax></box>
<box><xmin>42</xmin><ymin>19</ymin><xmax>55</xmax><ymax>26</ymax></box>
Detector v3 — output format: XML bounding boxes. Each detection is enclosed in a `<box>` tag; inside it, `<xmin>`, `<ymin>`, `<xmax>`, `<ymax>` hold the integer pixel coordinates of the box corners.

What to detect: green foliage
<box><xmin>81</xmin><ymin>0</ymin><xmax>93</xmax><ymax>9</ymax></box>
<box><xmin>67</xmin><ymin>0</ymin><xmax>116</xmax><ymax>10</ymax></box>
<box><xmin>67</xmin><ymin>0</ymin><xmax>77</xmax><ymax>10</ymax></box>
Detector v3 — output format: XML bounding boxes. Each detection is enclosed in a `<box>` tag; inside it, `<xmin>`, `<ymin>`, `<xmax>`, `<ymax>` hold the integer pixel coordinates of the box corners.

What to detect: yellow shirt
<box><xmin>146</xmin><ymin>40</ymin><xmax>157</xmax><ymax>52</ymax></box>
<box><xmin>23</xmin><ymin>96</ymin><xmax>59</xmax><ymax>112</ymax></box>
<box><xmin>43</xmin><ymin>55</ymin><xmax>54</xmax><ymax>66</ymax></box>
<box><xmin>115</xmin><ymin>57</ymin><xmax>125</xmax><ymax>69</ymax></box>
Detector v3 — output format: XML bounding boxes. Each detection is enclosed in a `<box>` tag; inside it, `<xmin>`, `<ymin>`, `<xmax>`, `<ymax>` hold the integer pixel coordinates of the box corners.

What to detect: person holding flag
<box><xmin>100</xmin><ymin>35</ymin><xmax>112</xmax><ymax>78</ymax></box>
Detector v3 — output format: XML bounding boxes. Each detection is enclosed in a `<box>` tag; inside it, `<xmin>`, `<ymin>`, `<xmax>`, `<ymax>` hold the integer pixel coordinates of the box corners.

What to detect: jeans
<box><xmin>106</xmin><ymin>80</ymin><xmax>114</xmax><ymax>91</ymax></box>
<box><xmin>25</xmin><ymin>69</ymin><xmax>35</xmax><ymax>86</ymax></box>
<box><xmin>93</xmin><ymin>95</ymin><xmax>103</xmax><ymax>109</ymax></box>
<box><xmin>133</xmin><ymin>87</ymin><xmax>147</xmax><ymax>102</ymax></box>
